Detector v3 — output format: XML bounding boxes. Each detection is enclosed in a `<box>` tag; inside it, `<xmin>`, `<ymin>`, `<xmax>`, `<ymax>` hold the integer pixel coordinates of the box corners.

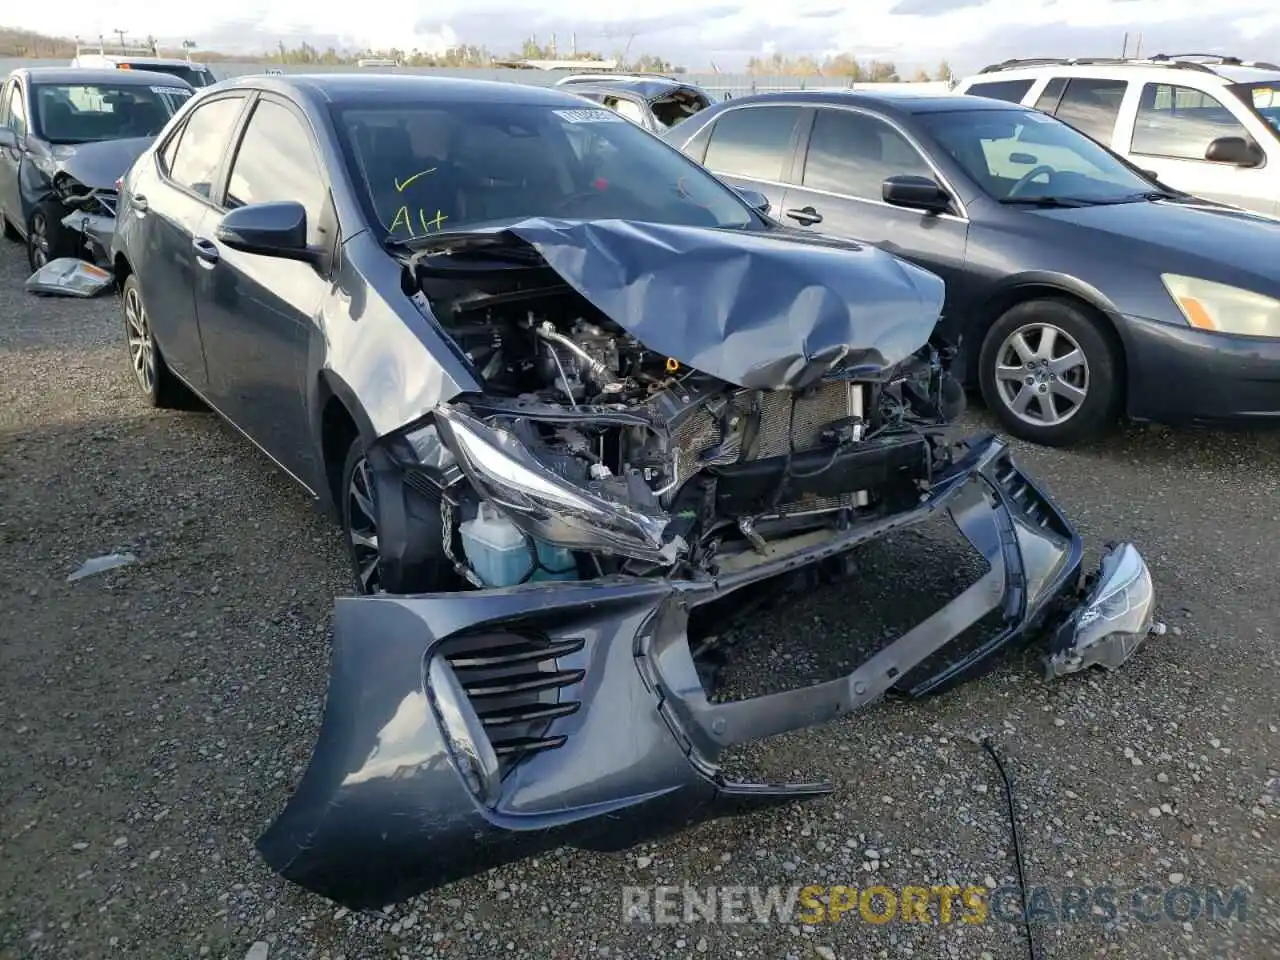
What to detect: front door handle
<box><xmin>192</xmin><ymin>236</ymin><xmax>219</xmax><ymax>266</ymax></box>
<box><xmin>785</xmin><ymin>206</ymin><xmax>823</xmax><ymax>225</ymax></box>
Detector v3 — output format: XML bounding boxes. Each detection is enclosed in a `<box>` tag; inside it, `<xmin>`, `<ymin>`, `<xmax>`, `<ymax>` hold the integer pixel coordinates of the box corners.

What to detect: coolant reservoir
<box><xmin>460</xmin><ymin>502</ymin><xmax>578</xmax><ymax>587</ymax></box>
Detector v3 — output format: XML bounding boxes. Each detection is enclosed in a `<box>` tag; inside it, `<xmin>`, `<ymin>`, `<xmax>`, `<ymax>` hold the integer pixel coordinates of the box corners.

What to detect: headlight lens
<box><xmin>1162</xmin><ymin>274</ymin><xmax>1280</xmax><ymax>337</ymax></box>
<box><xmin>434</xmin><ymin>404</ymin><xmax>681</xmax><ymax>564</ymax></box>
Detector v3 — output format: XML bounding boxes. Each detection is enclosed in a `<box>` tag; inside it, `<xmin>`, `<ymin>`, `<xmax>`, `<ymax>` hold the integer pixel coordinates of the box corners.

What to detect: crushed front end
<box><xmin>257</xmin><ymin>219</ymin><xmax>1155</xmax><ymax>908</ymax></box>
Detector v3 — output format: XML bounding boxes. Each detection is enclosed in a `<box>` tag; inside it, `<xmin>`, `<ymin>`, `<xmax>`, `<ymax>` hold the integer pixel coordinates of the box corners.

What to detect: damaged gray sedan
<box><xmin>0</xmin><ymin>67</ymin><xmax>193</xmax><ymax>270</ymax></box>
<box><xmin>108</xmin><ymin>74</ymin><xmax>1155</xmax><ymax>910</ymax></box>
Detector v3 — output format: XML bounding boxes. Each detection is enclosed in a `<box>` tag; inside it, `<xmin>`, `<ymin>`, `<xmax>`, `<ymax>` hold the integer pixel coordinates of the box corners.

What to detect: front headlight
<box><xmin>434</xmin><ymin>404</ymin><xmax>682</xmax><ymax>565</ymax></box>
<box><xmin>1162</xmin><ymin>274</ymin><xmax>1280</xmax><ymax>337</ymax></box>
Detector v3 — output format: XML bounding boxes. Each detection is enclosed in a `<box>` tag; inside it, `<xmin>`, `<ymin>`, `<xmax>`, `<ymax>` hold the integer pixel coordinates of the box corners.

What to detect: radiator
<box><xmin>665</xmin><ymin>381</ymin><xmax>863</xmax><ymax>506</ymax></box>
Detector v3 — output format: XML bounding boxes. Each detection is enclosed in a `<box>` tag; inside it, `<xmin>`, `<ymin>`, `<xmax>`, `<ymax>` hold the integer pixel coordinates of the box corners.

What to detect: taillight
<box><xmin>114</xmin><ymin>178</ymin><xmax>124</xmax><ymax>192</ymax></box>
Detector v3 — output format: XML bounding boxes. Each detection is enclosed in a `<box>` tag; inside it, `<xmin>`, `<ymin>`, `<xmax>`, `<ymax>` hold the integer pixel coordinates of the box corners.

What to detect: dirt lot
<box><xmin>1</xmin><ymin>239</ymin><xmax>1277</xmax><ymax>960</ymax></box>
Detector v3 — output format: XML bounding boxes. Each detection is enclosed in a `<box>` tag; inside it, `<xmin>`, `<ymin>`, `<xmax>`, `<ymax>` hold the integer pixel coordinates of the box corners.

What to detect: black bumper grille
<box><xmin>442</xmin><ymin>633</ymin><xmax>583</xmax><ymax>775</ymax></box>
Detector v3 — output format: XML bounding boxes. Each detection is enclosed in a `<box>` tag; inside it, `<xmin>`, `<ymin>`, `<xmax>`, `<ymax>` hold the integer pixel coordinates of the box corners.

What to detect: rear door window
<box><xmin>1131</xmin><ymin>83</ymin><xmax>1254</xmax><ymax>160</ymax></box>
<box><xmin>702</xmin><ymin>105</ymin><xmax>803</xmax><ymax>181</ymax></box>
<box><xmin>165</xmin><ymin>96</ymin><xmax>245</xmax><ymax>199</ymax></box>
<box><xmin>1050</xmin><ymin>78</ymin><xmax>1127</xmax><ymax>142</ymax></box>
<box><xmin>964</xmin><ymin>79</ymin><xmax>1035</xmax><ymax>104</ymax></box>
<box><xmin>1034</xmin><ymin>77</ymin><xmax>1067</xmax><ymax>112</ymax></box>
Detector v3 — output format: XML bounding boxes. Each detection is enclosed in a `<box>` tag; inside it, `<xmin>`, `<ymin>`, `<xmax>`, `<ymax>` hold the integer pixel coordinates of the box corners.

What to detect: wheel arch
<box><xmin>313</xmin><ymin>370</ymin><xmax>378</xmax><ymax>513</ymax></box>
<box><xmin>965</xmin><ymin>274</ymin><xmax>1131</xmax><ymax>406</ymax></box>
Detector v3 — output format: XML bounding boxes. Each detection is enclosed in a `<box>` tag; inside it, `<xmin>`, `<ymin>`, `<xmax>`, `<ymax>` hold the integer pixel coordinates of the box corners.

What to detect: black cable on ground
<box><xmin>981</xmin><ymin>737</ymin><xmax>1039</xmax><ymax>960</ymax></box>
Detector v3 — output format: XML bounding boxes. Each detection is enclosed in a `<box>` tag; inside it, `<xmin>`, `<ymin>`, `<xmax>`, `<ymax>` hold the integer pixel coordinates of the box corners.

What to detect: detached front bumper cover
<box><xmin>256</xmin><ymin>434</ymin><xmax>1155</xmax><ymax>909</ymax></box>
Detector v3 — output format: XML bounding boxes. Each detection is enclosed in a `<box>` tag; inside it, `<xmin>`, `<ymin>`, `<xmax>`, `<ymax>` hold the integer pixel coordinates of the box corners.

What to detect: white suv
<box><xmin>953</xmin><ymin>55</ymin><xmax>1280</xmax><ymax>216</ymax></box>
<box><xmin>70</xmin><ymin>44</ymin><xmax>216</xmax><ymax>88</ymax></box>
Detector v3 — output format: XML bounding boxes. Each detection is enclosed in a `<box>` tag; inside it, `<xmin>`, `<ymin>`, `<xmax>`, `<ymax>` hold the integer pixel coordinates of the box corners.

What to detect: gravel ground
<box><xmin>1</xmin><ymin>238</ymin><xmax>1277</xmax><ymax>960</ymax></box>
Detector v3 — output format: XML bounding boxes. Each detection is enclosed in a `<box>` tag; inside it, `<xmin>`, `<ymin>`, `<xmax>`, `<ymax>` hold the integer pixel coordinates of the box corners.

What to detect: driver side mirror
<box><xmin>1205</xmin><ymin>136</ymin><xmax>1263</xmax><ymax>167</ymax></box>
<box><xmin>215</xmin><ymin>201</ymin><xmax>316</xmax><ymax>263</ymax></box>
<box><xmin>882</xmin><ymin>175</ymin><xmax>953</xmax><ymax>214</ymax></box>
<box><xmin>735</xmin><ymin>188</ymin><xmax>771</xmax><ymax>215</ymax></box>
<box><xmin>0</xmin><ymin>127</ymin><xmax>16</xmax><ymax>149</ymax></box>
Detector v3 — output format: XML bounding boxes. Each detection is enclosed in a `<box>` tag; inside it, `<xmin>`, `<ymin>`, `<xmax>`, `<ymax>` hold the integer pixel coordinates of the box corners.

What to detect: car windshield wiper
<box><xmin>998</xmin><ymin>196</ymin><xmax>1106</xmax><ymax>208</ymax></box>
<box><xmin>386</xmin><ymin>231</ymin><xmax>546</xmax><ymax>267</ymax></box>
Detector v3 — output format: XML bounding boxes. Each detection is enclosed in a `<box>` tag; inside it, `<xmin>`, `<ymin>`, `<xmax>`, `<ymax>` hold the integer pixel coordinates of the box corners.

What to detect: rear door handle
<box><xmin>785</xmin><ymin>206</ymin><xmax>823</xmax><ymax>225</ymax></box>
<box><xmin>192</xmin><ymin>236</ymin><xmax>219</xmax><ymax>266</ymax></box>
<box><xmin>131</xmin><ymin>193</ymin><xmax>149</xmax><ymax>214</ymax></box>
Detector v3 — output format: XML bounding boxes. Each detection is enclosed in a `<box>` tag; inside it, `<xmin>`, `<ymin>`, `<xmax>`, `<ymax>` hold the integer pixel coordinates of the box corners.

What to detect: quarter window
<box><xmin>1131</xmin><ymin>83</ymin><xmax>1254</xmax><ymax>161</ymax></box>
<box><xmin>964</xmin><ymin>79</ymin><xmax>1035</xmax><ymax>104</ymax></box>
<box><xmin>166</xmin><ymin>96</ymin><xmax>245</xmax><ymax>199</ymax></box>
<box><xmin>226</xmin><ymin>99</ymin><xmax>328</xmax><ymax>236</ymax></box>
<box><xmin>702</xmin><ymin>105</ymin><xmax>802</xmax><ymax>181</ymax></box>
<box><xmin>1050</xmin><ymin>78</ymin><xmax>1127</xmax><ymax>143</ymax></box>
<box><xmin>802</xmin><ymin>109</ymin><xmax>933</xmax><ymax>200</ymax></box>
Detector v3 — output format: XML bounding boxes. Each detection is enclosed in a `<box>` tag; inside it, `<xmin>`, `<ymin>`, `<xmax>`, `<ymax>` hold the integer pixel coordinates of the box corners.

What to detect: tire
<box><xmin>1</xmin><ymin>213</ymin><xmax>20</xmax><ymax>243</ymax></box>
<box><xmin>978</xmin><ymin>298</ymin><xmax>1121</xmax><ymax>447</ymax></box>
<box><xmin>341</xmin><ymin>438</ymin><xmax>383</xmax><ymax>595</ymax></box>
<box><xmin>26</xmin><ymin>200</ymin><xmax>77</xmax><ymax>272</ymax></box>
<box><xmin>121</xmin><ymin>273</ymin><xmax>186</xmax><ymax>409</ymax></box>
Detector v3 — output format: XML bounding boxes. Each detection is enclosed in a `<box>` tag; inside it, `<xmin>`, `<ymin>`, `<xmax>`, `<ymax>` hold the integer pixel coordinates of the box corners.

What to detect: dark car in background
<box><xmin>664</xmin><ymin>91</ymin><xmax>1280</xmax><ymax>446</ymax></box>
<box><xmin>0</xmin><ymin>67</ymin><xmax>193</xmax><ymax>269</ymax></box>
<box><xmin>110</xmin><ymin>73</ymin><xmax>1151</xmax><ymax>909</ymax></box>
<box><xmin>555</xmin><ymin>72</ymin><xmax>714</xmax><ymax>132</ymax></box>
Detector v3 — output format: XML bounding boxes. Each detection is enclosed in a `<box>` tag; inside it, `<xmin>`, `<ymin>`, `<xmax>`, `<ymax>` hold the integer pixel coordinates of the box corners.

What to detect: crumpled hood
<box><xmin>50</xmin><ymin>137</ymin><xmax>154</xmax><ymax>189</ymax></box>
<box><xmin>495</xmin><ymin>218</ymin><xmax>945</xmax><ymax>390</ymax></box>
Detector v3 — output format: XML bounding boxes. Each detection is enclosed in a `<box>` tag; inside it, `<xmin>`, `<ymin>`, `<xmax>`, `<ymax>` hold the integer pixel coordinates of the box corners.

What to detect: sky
<box><xmin>7</xmin><ymin>0</ymin><xmax>1280</xmax><ymax>73</ymax></box>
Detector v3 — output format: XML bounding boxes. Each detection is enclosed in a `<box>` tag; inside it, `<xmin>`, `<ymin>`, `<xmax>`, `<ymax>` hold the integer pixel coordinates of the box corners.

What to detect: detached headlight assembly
<box><xmin>1162</xmin><ymin>274</ymin><xmax>1280</xmax><ymax>337</ymax></box>
<box><xmin>1045</xmin><ymin>542</ymin><xmax>1155</xmax><ymax>680</ymax></box>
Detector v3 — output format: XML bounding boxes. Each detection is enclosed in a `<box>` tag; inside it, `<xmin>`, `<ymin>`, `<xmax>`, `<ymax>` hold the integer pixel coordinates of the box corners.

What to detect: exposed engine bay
<box><xmin>256</xmin><ymin>218</ymin><xmax>1156</xmax><ymax>910</ymax></box>
<box><xmin>408</xmin><ymin>255</ymin><xmax>967</xmax><ymax>584</ymax></box>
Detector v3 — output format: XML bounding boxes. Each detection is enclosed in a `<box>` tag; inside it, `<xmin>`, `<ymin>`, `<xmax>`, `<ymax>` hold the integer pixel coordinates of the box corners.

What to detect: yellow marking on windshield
<box><xmin>390</xmin><ymin>205</ymin><xmax>415</xmax><ymax>236</ymax></box>
<box><xmin>394</xmin><ymin>168</ymin><xmax>437</xmax><ymax>192</ymax></box>
<box><xmin>419</xmin><ymin>209</ymin><xmax>448</xmax><ymax>233</ymax></box>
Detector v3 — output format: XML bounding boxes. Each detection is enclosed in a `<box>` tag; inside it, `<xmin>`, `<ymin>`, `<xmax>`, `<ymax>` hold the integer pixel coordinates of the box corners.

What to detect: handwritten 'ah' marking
<box><xmin>389</xmin><ymin>204</ymin><xmax>449</xmax><ymax>237</ymax></box>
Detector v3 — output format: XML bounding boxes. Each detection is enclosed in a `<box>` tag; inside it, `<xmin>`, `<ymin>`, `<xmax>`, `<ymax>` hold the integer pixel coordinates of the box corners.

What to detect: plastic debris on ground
<box><xmin>25</xmin><ymin>257</ymin><xmax>113</xmax><ymax>298</ymax></box>
<box><xmin>67</xmin><ymin>553</ymin><xmax>138</xmax><ymax>582</ymax></box>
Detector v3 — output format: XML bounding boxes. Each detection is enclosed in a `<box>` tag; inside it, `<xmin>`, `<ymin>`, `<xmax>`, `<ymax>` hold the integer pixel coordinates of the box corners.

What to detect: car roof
<box><xmin>721</xmin><ymin>89</ymin><xmax>1024</xmax><ymax>115</ymax></box>
<box><xmin>15</xmin><ymin>66</ymin><xmax>193</xmax><ymax>87</ymax></box>
<box><xmin>562</xmin><ymin>77</ymin><xmax>700</xmax><ymax>100</ymax></box>
<box><xmin>96</xmin><ymin>57</ymin><xmax>205</xmax><ymax>68</ymax></box>
<box><xmin>211</xmin><ymin>73</ymin><xmax>589</xmax><ymax>108</ymax></box>
<box><xmin>965</xmin><ymin>59</ymin><xmax>1280</xmax><ymax>87</ymax></box>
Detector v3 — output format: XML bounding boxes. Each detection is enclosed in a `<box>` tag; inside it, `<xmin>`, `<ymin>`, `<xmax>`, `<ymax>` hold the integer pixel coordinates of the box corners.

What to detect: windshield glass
<box><xmin>332</xmin><ymin>100</ymin><xmax>756</xmax><ymax>239</ymax></box>
<box><xmin>1232</xmin><ymin>81</ymin><xmax>1280</xmax><ymax>131</ymax></box>
<box><xmin>918</xmin><ymin>108</ymin><xmax>1155</xmax><ymax>203</ymax></box>
<box><xmin>32</xmin><ymin>82</ymin><xmax>191</xmax><ymax>144</ymax></box>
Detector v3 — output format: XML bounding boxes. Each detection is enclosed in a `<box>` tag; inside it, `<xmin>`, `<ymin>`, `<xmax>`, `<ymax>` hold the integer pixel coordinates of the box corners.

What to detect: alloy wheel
<box><xmin>993</xmin><ymin>322</ymin><xmax>1090</xmax><ymax>428</ymax></box>
<box><xmin>124</xmin><ymin>285</ymin><xmax>157</xmax><ymax>394</ymax></box>
<box><xmin>347</xmin><ymin>456</ymin><xmax>382</xmax><ymax>594</ymax></box>
<box><xmin>29</xmin><ymin>212</ymin><xmax>50</xmax><ymax>269</ymax></box>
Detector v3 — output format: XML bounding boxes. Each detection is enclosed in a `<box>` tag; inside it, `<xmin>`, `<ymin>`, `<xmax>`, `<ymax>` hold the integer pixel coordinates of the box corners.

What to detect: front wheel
<box><xmin>26</xmin><ymin>201</ymin><xmax>76</xmax><ymax>272</ymax></box>
<box><xmin>978</xmin><ymin>299</ymin><xmax>1122</xmax><ymax>447</ymax></box>
<box><xmin>341</xmin><ymin>439</ymin><xmax>383</xmax><ymax>595</ymax></box>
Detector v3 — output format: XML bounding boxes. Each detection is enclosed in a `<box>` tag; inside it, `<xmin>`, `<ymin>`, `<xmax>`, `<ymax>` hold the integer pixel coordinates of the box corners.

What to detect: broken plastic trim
<box><xmin>1043</xmin><ymin>542</ymin><xmax>1155</xmax><ymax>679</ymax></box>
<box><xmin>434</xmin><ymin>402</ymin><xmax>682</xmax><ymax>564</ymax></box>
<box><xmin>256</xmin><ymin>435</ymin><xmax>1146</xmax><ymax>909</ymax></box>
